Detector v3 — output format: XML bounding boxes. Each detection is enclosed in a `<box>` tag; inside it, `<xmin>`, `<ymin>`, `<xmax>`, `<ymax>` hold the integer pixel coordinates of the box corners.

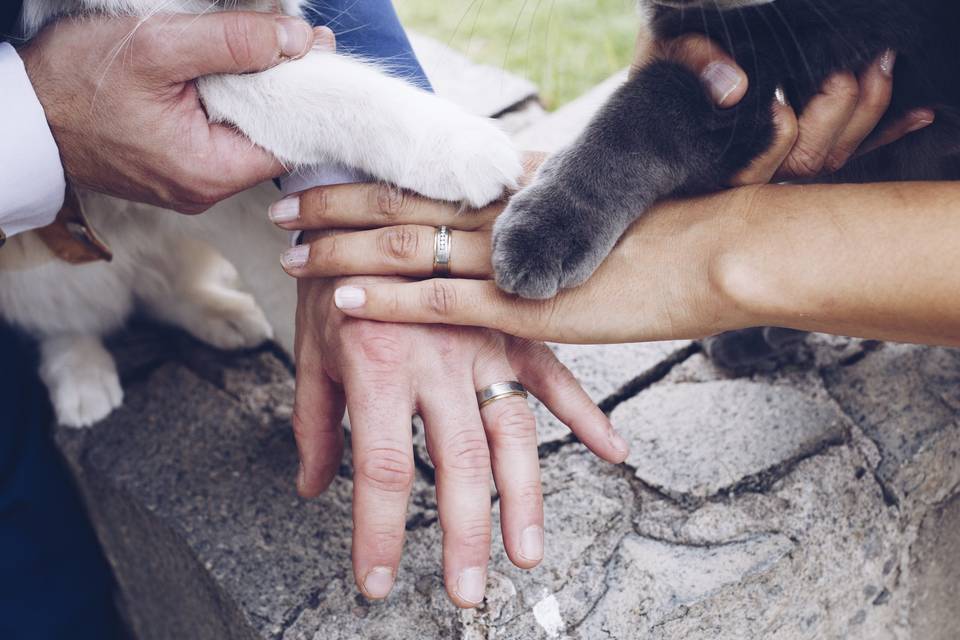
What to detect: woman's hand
<box><xmin>643</xmin><ymin>34</ymin><xmax>934</xmax><ymax>184</ymax></box>
<box><xmin>291</xmin><ymin>272</ymin><xmax>628</xmax><ymax>606</ymax></box>
<box><xmin>283</xmin><ymin>178</ymin><xmax>960</xmax><ymax>347</ymax></box>
<box><xmin>274</xmin><ymin>172</ymin><xmax>747</xmax><ymax>343</ymax></box>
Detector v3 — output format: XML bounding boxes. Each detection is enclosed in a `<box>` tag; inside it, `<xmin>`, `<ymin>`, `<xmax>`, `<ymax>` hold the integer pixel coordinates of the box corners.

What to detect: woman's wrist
<box><xmin>701</xmin><ymin>185</ymin><xmax>785</xmax><ymax>334</ymax></box>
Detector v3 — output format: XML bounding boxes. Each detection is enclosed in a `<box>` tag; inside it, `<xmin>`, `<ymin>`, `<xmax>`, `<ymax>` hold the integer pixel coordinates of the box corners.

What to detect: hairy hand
<box><xmin>291</xmin><ymin>273</ymin><xmax>628</xmax><ymax>606</ymax></box>
<box><xmin>20</xmin><ymin>12</ymin><xmax>333</xmax><ymax>213</ymax></box>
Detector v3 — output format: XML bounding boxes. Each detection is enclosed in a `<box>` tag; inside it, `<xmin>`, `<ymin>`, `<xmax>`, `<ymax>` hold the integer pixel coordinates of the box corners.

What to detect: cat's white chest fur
<box><xmin>7</xmin><ymin>0</ymin><xmax>522</xmax><ymax>427</ymax></box>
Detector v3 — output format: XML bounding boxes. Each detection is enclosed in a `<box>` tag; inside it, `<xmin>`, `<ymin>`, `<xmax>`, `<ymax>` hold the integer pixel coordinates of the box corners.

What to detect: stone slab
<box><xmin>611</xmin><ymin>379</ymin><xmax>849</xmax><ymax>502</ymax></box>
<box><xmin>822</xmin><ymin>343</ymin><xmax>960</xmax><ymax>504</ymax></box>
<box><xmin>56</xmin><ymin>337</ymin><xmax>960</xmax><ymax>639</ymax></box>
<box><xmin>531</xmin><ymin>341</ymin><xmax>691</xmax><ymax>446</ymax></box>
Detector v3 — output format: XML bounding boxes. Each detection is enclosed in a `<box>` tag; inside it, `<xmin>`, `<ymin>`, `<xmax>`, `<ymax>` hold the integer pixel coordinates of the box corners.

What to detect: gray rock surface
<box><xmin>53</xmin><ymin>49</ymin><xmax>960</xmax><ymax>640</ymax></box>
<box><xmin>56</xmin><ymin>330</ymin><xmax>960</xmax><ymax>639</ymax></box>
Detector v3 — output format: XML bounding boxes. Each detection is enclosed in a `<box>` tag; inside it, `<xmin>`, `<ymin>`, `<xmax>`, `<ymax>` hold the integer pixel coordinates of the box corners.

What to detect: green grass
<box><xmin>394</xmin><ymin>0</ymin><xmax>639</xmax><ymax>109</ymax></box>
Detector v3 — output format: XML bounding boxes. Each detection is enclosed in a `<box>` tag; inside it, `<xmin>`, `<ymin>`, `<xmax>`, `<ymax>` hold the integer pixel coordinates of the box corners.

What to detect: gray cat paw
<box><xmin>491</xmin><ymin>184</ymin><xmax>608</xmax><ymax>299</ymax></box>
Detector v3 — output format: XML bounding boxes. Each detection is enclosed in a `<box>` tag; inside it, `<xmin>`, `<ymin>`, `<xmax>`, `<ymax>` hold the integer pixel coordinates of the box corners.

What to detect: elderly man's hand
<box><xmin>291</xmin><ymin>270</ymin><xmax>628</xmax><ymax>607</ymax></box>
<box><xmin>19</xmin><ymin>12</ymin><xmax>332</xmax><ymax>213</ymax></box>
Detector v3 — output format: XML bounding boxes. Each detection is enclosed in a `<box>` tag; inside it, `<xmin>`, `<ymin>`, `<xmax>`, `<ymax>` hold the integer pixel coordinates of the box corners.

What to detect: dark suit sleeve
<box><xmin>304</xmin><ymin>0</ymin><xmax>432</xmax><ymax>92</ymax></box>
<box><xmin>1</xmin><ymin>2</ymin><xmax>23</xmax><ymax>42</ymax></box>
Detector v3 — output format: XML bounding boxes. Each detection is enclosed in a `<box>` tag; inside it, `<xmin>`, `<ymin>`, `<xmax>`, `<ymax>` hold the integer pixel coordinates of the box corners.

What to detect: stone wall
<box><xmin>55</xmin><ymin>328</ymin><xmax>960</xmax><ymax>639</ymax></box>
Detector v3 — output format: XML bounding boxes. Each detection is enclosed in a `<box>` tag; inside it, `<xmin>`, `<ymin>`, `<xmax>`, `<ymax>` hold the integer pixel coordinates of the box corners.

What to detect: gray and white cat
<box><xmin>1</xmin><ymin>0</ymin><xmax>522</xmax><ymax>427</ymax></box>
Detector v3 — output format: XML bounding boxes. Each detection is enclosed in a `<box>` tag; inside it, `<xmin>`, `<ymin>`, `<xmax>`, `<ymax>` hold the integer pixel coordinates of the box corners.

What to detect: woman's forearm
<box><xmin>715</xmin><ymin>181</ymin><xmax>960</xmax><ymax>345</ymax></box>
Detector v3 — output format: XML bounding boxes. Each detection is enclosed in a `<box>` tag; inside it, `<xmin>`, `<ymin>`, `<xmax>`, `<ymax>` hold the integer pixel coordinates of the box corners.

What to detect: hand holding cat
<box><xmin>19</xmin><ymin>12</ymin><xmax>332</xmax><ymax>213</ymax></box>
<box><xmin>645</xmin><ymin>34</ymin><xmax>935</xmax><ymax>185</ymax></box>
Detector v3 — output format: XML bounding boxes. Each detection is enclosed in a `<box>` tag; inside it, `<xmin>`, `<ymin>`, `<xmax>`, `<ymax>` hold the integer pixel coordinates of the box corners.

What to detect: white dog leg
<box><xmin>198</xmin><ymin>50</ymin><xmax>523</xmax><ymax>208</ymax></box>
<box><xmin>40</xmin><ymin>334</ymin><xmax>123</xmax><ymax>428</ymax></box>
<box><xmin>138</xmin><ymin>236</ymin><xmax>274</xmax><ymax>351</ymax></box>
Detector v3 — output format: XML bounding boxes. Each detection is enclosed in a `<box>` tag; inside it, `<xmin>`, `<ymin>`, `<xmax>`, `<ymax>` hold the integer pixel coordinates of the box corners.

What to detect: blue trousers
<box><xmin>0</xmin><ymin>326</ymin><xmax>122</xmax><ymax>640</ymax></box>
<box><xmin>0</xmin><ymin>2</ymin><xmax>429</xmax><ymax>638</ymax></box>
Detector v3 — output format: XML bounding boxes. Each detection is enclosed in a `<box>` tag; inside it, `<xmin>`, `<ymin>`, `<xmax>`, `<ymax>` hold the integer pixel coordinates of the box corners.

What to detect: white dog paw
<box><xmin>188</xmin><ymin>290</ymin><xmax>275</xmax><ymax>351</ymax></box>
<box><xmin>41</xmin><ymin>337</ymin><xmax>124</xmax><ymax>429</ymax></box>
<box><xmin>397</xmin><ymin>114</ymin><xmax>524</xmax><ymax>208</ymax></box>
<box><xmin>52</xmin><ymin>369</ymin><xmax>124</xmax><ymax>429</ymax></box>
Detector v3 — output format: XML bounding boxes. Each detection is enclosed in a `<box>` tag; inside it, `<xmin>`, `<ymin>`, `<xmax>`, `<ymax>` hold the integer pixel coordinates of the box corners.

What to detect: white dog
<box><xmin>1</xmin><ymin>0</ymin><xmax>522</xmax><ymax>428</ymax></box>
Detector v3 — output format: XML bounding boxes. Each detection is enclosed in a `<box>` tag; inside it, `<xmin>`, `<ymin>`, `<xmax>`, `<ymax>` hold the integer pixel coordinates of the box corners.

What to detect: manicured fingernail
<box><xmin>519</xmin><ymin>526</ymin><xmax>544</xmax><ymax>563</ymax></box>
<box><xmin>456</xmin><ymin>567</ymin><xmax>486</xmax><ymax>605</ymax></box>
<box><xmin>277</xmin><ymin>17</ymin><xmax>313</xmax><ymax>59</ymax></box>
<box><xmin>334</xmin><ymin>286</ymin><xmax>366</xmax><ymax>310</ymax></box>
<box><xmin>313</xmin><ymin>26</ymin><xmax>336</xmax><ymax>51</ymax></box>
<box><xmin>296</xmin><ymin>461</ymin><xmax>306</xmax><ymax>490</ymax></box>
<box><xmin>609</xmin><ymin>430</ymin><xmax>630</xmax><ymax>456</ymax></box>
<box><xmin>774</xmin><ymin>85</ymin><xmax>789</xmax><ymax>107</ymax></box>
<box><xmin>906</xmin><ymin>118</ymin><xmax>934</xmax><ymax>134</ymax></box>
<box><xmin>363</xmin><ymin>567</ymin><xmax>395</xmax><ymax>599</ymax></box>
<box><xmin>281</xmin><ymin>245</ymin><xmax>309</xmax><ymax>269</ymax></box>
<box><xmin>880</xmin><ymin>49</ymin><xmax>896</xmax><ymax>77</ymax></box>
<box><xmin>269</xmin><ymin>197</ymin><xmax>300</xmax><ymax>223</ymax></box>
<box><xmin>701</xmin><ymin>61</ymin><xmax>742</xmax><ymax>106</ymax></box>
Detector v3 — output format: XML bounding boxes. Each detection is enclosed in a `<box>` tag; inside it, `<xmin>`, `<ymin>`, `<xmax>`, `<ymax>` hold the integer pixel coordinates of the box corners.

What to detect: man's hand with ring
<box><xmin>286</xmin><ymin>250</ymin><xmax>628</xmax><ymax>606</ymax></box>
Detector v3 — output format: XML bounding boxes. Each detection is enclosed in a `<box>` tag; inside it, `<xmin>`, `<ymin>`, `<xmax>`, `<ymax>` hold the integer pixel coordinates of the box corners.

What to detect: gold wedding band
<box><xmin>433</xmin><ymin>225</ymin><xmax>452</xmax><ymax>276</ymax></box>
<box><xmin>476</xmin><ymin>381</ymin><xmax>528</xmax><ymax>409</ymax></box>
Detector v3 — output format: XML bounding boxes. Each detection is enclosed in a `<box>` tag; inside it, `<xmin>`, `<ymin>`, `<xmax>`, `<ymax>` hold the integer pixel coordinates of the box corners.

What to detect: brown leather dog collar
<box><xmin>34</xmin><ymin>186</ymin><xmax>113</xmax><ymax>264</ymax></box>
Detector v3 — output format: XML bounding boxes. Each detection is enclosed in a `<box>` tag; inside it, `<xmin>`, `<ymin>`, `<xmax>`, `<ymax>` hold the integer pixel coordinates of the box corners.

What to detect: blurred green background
<box><xmin>394</xmin><ymin>0</ymin><xmax>639</xmax><ymax>109</ymax></box>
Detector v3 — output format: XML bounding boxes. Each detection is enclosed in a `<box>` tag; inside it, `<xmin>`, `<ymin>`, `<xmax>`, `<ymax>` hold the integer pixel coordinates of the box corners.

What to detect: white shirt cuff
<box><xmin>0</xmin><ymin>42</ymin><xmax>66</xmax><ymax>239</ymax></box>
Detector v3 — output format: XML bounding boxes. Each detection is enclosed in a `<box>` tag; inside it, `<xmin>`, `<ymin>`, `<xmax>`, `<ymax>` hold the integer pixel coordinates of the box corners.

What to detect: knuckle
<box><xmin>422</xmin><ymin>280</ymin><xmax>458</xmax><ymax>317</ymax></box>
<box><xmin>784</xmin><ymin>142</ymin><xmax>826</xmax><ymax>178</ymax></box>
<box><xmin>666</xmin><ymin>33</ymin><xmax>707</xmax><ymax>63</ymax></box>
<box><xmin>221</xmin><ymin>14</ymin><xmax>262</xmax><ymax>70</ymax></box>
<box><xmin>511</xmin><ymin>480</ymin><xmax>544</xmax><ymax>513</ymax></box>
<box><xmin>541</xmin><ymin>352</ymin><xmax>575</xmax><ymax>388</ymax></box>
<box><xmin>438</xmin><ymin>430</ymin><xmax>491</xmax><ymax>478</ymax></box>
<box><xmin>137</xmin><ymin>27</ymin><xmax>172</xmax><ymax>70</ymax></box>
<box><xmin>307</xmin><ymin>187</ymin><xmax>330</xmax><ymax>222</ymax></box>
<box><xmin>342</xmin><ymin>324</ymin><xmax>408</xmax><ymax>367</ymax></box>
<box><xmin>486</xmin><ymin>404</ymin><xmax>537</xmax><ymax>447</ymax></box>
<box><xmin>314</xmin><ymin>234</ymin><xmax>342</xmax><ymax>269</ymax></box>
<box><xmin>824</xmin><ymin>146</ymin><xmax>855</xmax><ymax>173</ymax></box>
<box><xmin>375</xmin><ymin>183</ymin><xmax>409</xmax><ymax>219</ymax></box>
<box><xmin>452</xmin><ymin>518</ymin><xmax>492</xmax><ymax>553</ymax></box>
<box><xmin>379</xmin><ymin>225</ymin><xmax>421</xmax><ymax>261</ymax></box>
<box><xmin>364</xmin><ymin>524</ymin><xmax>406</xmax><ymax>551</ymax></box>
<box><xmin>824</xmin><ymin>72</ymin><xmax>860</xmax><ymax>103</ymax></box>
<box><xmin>774</xmin><ymin>113</ymin><xmax>800</xmax><ymax>148</ymax></box>
<box><xmin>358</xmin><ymin>446</ymin><xmax>415</xmax><ymax>493</ymax></box>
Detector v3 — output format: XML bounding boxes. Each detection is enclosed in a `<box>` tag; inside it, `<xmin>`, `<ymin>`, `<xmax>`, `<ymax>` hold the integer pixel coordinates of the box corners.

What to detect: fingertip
<box><xmin>313</xmin><ymin>26</ymin><xmax>336</xmax><ymax>52</ymax></box>
<box><xmin>334</xmin><ymin>286</ymin><xmax>367</xmax><ymax>311</ymax></box>
<box><xmin>701</xmin><ymin>60</ymin><xmax>748</xmax><ymax>108</ymax></box>
<box><xmin>297</xmin><ymin>461</ymin><xmax>338</xmax><ymax>498</ymax></box>
<box><xmin>514</xmin><ymin>524</ymin><xmax>545</xmax><ymax>569</ymax></box>
<box><xmin>276</xmin><ymin>16</ymin><xmax>314</xmax><ymax>60</ymax></box>
<box><xmin>607</xmin><ymin>429</ymin><xmax>631</xmax><ymax>464</ymax></box>
<box><xmin>358</xmin><ymin>566</ymin><xmax>396</xmax><ymax>600</ymax></box>
<box><xmin>905</xmin><ymin>108</ymin><xmax>936</xmax><ymax>133</ymax></box>
<box><xmin>449</xmin><ymin>567</ymin><xmax>487</xmax><ymax>608</ymax></box>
